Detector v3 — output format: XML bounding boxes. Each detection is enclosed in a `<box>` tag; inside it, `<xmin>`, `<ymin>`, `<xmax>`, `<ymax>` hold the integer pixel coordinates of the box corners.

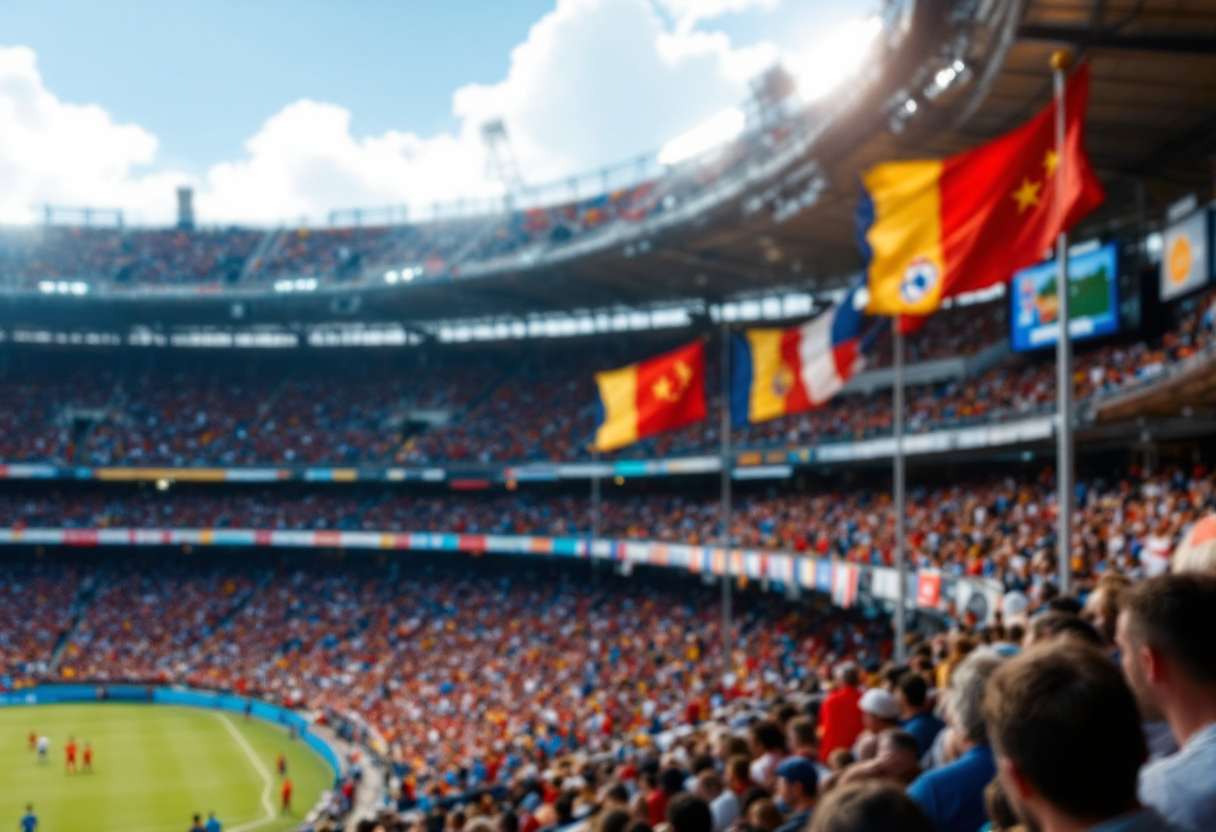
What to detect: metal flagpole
<box><xmin>1052</xmin><ymin>51</ymin><xmax>1073</xmax><ymax>594</ymax></box>
<box><xmin>892</xmin><ymin>319</ymin><xmax>908</xmax><ymax>663</ymax></box>
<box><xmin>720</xmin><ymin>325</ymin><xmax>733</xmax><ymax>682</ymax></box>
<box><xmin>591</xmin><ymin>446</ymin><xmax>602</xmax><ymax>585</ymax></box>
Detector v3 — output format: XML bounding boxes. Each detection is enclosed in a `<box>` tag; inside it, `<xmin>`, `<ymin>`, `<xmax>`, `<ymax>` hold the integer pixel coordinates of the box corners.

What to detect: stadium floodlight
<box><xmin>658</xmin><ymin>108</ymin><xmax>746</xmax><ymax>166</ymax></box>
<box><xmin>38</xmin><ymin>281</ymin><xmax>55</xmax><ymax>294</ymax></box>
<box><xmin>790</xmin><ymin>17</ymin><xmax>882</xmax><ymax>104</ymax></box>
<box><xmin>385</xmin><ymin>270</ymin><xmax>399</xmax><ymax>284</ymax></box>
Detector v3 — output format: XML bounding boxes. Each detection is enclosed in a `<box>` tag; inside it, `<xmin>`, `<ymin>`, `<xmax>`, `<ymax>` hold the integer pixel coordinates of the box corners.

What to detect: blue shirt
<box><xmin>908</xmin><ymin>743</ymin><xmax>994</xmax><ymax>832</ymax></box>
<box><xmin>21</xmin><ymin>814</ymin><xmax>36</xmax><ymax>832</ymax></box>
<box><xmin>205</xmin><ymin>819</ymin><xmax>222</xmax><ymax>832</ymax></box>
<box><xmin>903</xmin><ymin>711</ymin><xmax>946</xmax><ymax>758</ymax></box>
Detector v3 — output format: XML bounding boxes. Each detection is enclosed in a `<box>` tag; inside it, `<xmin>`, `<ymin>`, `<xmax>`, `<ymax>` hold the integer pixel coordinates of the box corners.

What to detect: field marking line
<box><xmin>217</xmin><ymin>713</ymin><xmax>277</xmax><ymax>832</ymax></box>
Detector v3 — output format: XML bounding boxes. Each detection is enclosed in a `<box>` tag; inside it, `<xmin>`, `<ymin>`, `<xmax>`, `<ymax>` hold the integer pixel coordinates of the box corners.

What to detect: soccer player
<box><xmin>36</xmin><ymin>735</ymin><xmax>49</xmax><ymax>763</ymax></box>
<box><xmin>20</xmin><ymin>805</ymin><xmax>37</xmax><ymax>832</ymax></box>
<box><xmin>281</xmin><ymin>778</ymin><xmax>293</xmax><ymax>813</ymax></box>
<box><xmin>82</xmin><ymin>742</ymin><xmax>93</xmax><ymax>773</ymax></box>
<box><xmin>65</xmin><ymin>736</ymin><xmax>77</xmax><ymax>774</ymax></box>
<box><xmin>189</xmin><ymin>813</ymin><xmax>206</xmax><ymax>832</ymax></box>
<box><xmin>27</xmin><ymin>731</ymin><xmax>35</xmax><ymax>752</ymax></box>
<box><xmin>204</xmin><ymin>812</ymin><xmax>222</xmax><ymax>832</ymax></box>
<box><xmin>277</xmin><ymin>752</ymin><xmax>287</xmax><ymax>777</ymax></box>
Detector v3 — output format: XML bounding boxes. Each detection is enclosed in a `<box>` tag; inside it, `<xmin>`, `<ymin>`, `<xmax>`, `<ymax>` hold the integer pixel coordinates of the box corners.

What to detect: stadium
<box><xmin>1</xmin><ymin>0</ymin><xmax>1216</xmax><ymax>831</ymax></box>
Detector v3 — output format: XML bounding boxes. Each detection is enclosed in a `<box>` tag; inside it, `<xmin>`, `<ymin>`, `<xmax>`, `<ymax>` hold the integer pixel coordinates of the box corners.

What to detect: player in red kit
<box><xmin>65</xmin><ymin>737</ymin><xmax>77</xmax><ymax>774</ymax></box>
<box><xmin>28</xmin><ymin>731</ymin><xmax>36</xmax><ymax>751</ymax></box>
<box><xmin>280</xmin><ymin>778</ymin><xmax>293</xmax><ymax>813</ymax></box>
<box><xmin>82</xmin><ymin>742</ymin><xmax>93</xmax><ymax>773</ymax></box>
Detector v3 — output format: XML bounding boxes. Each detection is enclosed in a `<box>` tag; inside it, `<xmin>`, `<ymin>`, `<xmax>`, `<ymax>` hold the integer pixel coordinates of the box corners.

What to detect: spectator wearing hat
<box><xmin>896</xmin><ymin>673</ymin><xmax>944</xmax><ymax>760</ymax></box>
<box><xmin>908</xmin><ymin>649</ymin><xmax>1004</xmax><ymax>832</ymax></box>
<box><xmin>1117</xmin><ymin>574</ymin><xmax>1216</xmax><ymax>831</ymax></box>
<box><xmin>817</xmin><ymin>665</ymin><xmax>863</xmax><ymax>764</ymax></box>
<box><xmin>983</xmin><ymin>640</ymin><xmax>1188</xmax><ymax>832</ymax></box>
<box><xmin>852</xmin><ymin>689</ymin><xmax>900</xmax><ymax>762</ymax></box>
<box><xmin>771</xmin><ymin>758</ymin><xmax>818</xmax><ymax>832</ymax></box>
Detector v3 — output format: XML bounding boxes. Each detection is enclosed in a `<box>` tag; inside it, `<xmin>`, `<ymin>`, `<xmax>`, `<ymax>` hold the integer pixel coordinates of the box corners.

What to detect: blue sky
<box><xmin>0</xmin><ymin>0</ymin><xmax>868</xmax><ymax>225</ymax></box>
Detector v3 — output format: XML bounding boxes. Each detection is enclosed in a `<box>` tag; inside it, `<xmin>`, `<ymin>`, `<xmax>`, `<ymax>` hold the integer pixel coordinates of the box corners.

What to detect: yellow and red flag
<box><xmin>858</xmin><ymin>63</ymin><xmax>1105</xmax><ymax>319</ymax></box>
<box><xmin>593</xmin><ymin>340</ymin><xmax>706</xmax><ymax>452</ymax></box>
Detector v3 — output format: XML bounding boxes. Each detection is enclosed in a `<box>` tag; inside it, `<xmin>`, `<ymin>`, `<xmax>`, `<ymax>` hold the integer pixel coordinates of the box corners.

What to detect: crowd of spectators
<box><xmin>2</xmin><ymin>548</ymin><xmax>1215</xmax><ymax>832</ymax></box>
<box><xmin>2</xmin><ymin>461</ymin><xmax>1212</xmax><ymax>588</ymax></box>
<box><xmin>0</xmin><ymin>288</ymin><xmax>1210</xmax><ymax>469</ymax></box>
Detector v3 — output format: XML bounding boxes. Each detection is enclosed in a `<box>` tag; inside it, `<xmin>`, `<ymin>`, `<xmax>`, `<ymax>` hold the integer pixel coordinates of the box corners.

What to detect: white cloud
<box><xmin>1</xmin><ymin>0</ymin><xmax>787</xmax><ymax>226</ymax></box>
<box><xmin>0</xmin><ymin>45</ymin><xmax>189</xmax><ymax>224</ymax></box>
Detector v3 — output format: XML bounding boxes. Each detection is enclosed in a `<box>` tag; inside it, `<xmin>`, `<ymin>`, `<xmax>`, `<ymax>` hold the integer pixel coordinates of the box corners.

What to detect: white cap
<box><xmin>858</xmin><ymin>688</ymin><xmax>900</xmax><ymax>720</ymax></box>
<box><xmin>1002</xmin><ymin>590</ymin><xmax>1030</xmax><ymax>619</ymax></box>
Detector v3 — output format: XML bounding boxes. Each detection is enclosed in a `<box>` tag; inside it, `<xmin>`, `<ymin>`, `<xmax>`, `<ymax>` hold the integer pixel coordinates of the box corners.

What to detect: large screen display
<box><xmin>1010</xmin><ymin>242</ymin><xmax>1120</xmax><ymax>352</ymax></box>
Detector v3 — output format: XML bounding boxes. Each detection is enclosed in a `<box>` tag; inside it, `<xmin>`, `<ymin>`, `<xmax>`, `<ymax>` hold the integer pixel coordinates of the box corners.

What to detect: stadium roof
<box><xmin>4</xmin><ymin>0</ymin><xmax>1213</xmax><ymax>332</ymax></box>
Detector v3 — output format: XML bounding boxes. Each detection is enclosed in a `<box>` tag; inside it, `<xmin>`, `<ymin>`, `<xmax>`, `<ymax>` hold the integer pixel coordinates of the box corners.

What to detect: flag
<box><xmin>831</xmin><ymin>561</ymin><xmax>859</xmax><ymax>609</ymax></box>
<box><xmin>858</xmin><ymin>63</ymin><xmax>1105</xmax><ymax>318</ymax></box>
<box><xmin>730</xmin><ymin>281</ymin><xmax>869</xmax><ymax>425</ymax></box>
<box><xmin>593</xmin><ymin>340</ymin><xmax>707</xmax><ymax>452</ymax></box>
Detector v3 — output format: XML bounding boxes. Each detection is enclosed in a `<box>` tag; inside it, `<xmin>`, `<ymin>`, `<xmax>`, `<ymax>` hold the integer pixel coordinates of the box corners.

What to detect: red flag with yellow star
<box><xmin>858</xmin><ymin>63</ymin><xmax>1104</xmax><ymax>319</ymax></box>
<box><xmin>593</xmin><ymin>340</ymin><xmax>706</xmax><ymax>452</ymax></box>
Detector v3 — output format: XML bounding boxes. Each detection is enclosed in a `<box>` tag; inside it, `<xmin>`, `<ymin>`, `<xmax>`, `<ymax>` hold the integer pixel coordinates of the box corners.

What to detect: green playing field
<box><xmin>0</xmin><ymin>703</ymin><xmax>334</xmax><ymax>832</ymax></box>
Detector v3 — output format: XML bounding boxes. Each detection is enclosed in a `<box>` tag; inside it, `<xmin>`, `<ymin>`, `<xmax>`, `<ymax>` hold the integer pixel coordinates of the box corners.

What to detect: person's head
<box><xmin>806</xmin><ymin>781</ymin><xmax>934</xmax><ymax>832</ymax></box>
<box><xmin>874</xmin><ymin>729</ymin><xmax>920</xmax><ymax>773</ymax></box>
<box><xmin>1083</xmin><ymin>573</ymin><xmax>1132</xmax><ymax>644</ymax></box>
<box><xmin>1117</xmin><ymin>573</ymin><xmax>1216</xmax><ymax>726</ymax></box>
<box><xmin>193</xmin><ymin>815</ymin><xmax>202</xmax><ymax>825</ymax></box>
<box><xmin>773</xmin><ymin>758</ymin><xmax>818</xmax><ymax>811</ymax></box>
<box><xmin>942</xmin><ymin>648</ymin><xmax>1004</xmax><ymax>746</ymax></box>
<box><xmin>597</xmin><ymin>810</ymin><xmax>630</xmax><ymax>832</ymax></box>
<box><xmin>746</xmin><ymin>799</ymin><xmax>783</xmax><ymax>832</ymax></box>
<box><xmin>715</xmin><ymin>734</ymin><xmax>750</xmax><ymax>762</ymax></box>
<box><xmin>694</xmin><ymin>770</ymin><xmax>723</xmax><ymax>802</ymax></box>
<box><xmin>825</xmin><ymin>749</ymin><xmax>852</xmax><ymax>773</ymax></box>
<box><xmin>726</xmin><ymin>754</ymin><xmax>752</xmax><ymax>791</ymax></box>
<box><xmin>660</xmin><ymin>767</ymin><xmax>687</xmax><ymax>796</ymax></box>
<box><xmin>498</xmin><ymin>812</ymin><xmax>520</xmax><ymax>832</ymax></box>
<box><xmin>1025</xmin><ymin>611</ymin><xmax>1103</xmax><ymax>649</ymax></box>
<box><xmin>835</xmin><ymin>663</ymin><xmax>860</xmax><ymax>689</ymax></box>
<box><xmin>983</xmin><ymin>779</ymin><xmax>1019</xmax><ymax>832</ymax></box>
<box><xmin>749</xmin><ymin>720</ymin><xmax>786</xmax><ymax>756</ymax></box>
<box><xmin>1171</xmin><ymin>514</ymin><xmax>1216</xmax><ymax>575</ymax></box>
<box><xmin>895</xmin><ymin>672</ymin><xmax>929</xmax><ymax>719</ymax></box>
<box><xmin>786</xmin><ymin>716</ymin><xmax>816</xmax><ymax>753</ymax></box>
<box><xmin>982</xmin><ymin>641</ymin><xmax>1146</xmax><ymax>828</ymax></box>
<box><xmin>857</xmin><ymin>689</ymin><xmax>899</xmax><ymax>732</ymax></box>
<box><xmin>602</xmin><ymin>781</ymin><xmax>630</xmax><ymax>807</ymax></box>
<box><xmin>666</xmin><ymin>794</ymin><xmax>712</xmax><ymax>832</ymax></box>
<box><xmin>554</xmin><ymin>793</ymin><xmax>575</xmax><ymax>824</ymax></box>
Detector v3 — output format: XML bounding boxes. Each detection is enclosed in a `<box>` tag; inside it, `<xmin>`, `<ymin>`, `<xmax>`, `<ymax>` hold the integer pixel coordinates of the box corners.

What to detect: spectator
<box><xmin>1082</xmin><ymin>573</ymin><xmax>1132</xmax><ymax>650</ymax></box>
<box><xmin>982</xmin><ymin>640</ymin><xmax>1187</xmax><ymax>832</ymax></box>
<box><xmin>695</xmin><ymin>770</ymin><xmax>738</xmax><ymax>832</ymax></box>
<box><xmin>836</xmin><ymin>729</ymin><xmax>922</xmax><ymax>788</ymax></box>
<box><xmin>771</xmin><ymin>758</ymin><xmax>818</xmax><ymax>832</ymax></box>
<box><xmin>908</xmin><ymin>649</ymin><xmax>1004</xmax><ymax>832</ymax></box>
<box><xmin>1170</xmin><ymin>515</ymin><xmax>1216</xmax><ymax>575</ymax></box>
<box><xmin>1117</xmin><ymin>574</ymin><xmax>1216</xmax><ymax>830</ymax></box>
<box><xmin>748</xmin><ymin>721</ymin><xmax>787</xmax><ymax>789</ymax></box>
<box><xmin>743</xmin><ymin>799</ymin><xmax>783</xmax><ymax>832</ymax></box>
<box><xmin>786</xmin><ymin>716</ymin><xmax>818</xmax><ymax>762</ymax></box>
<box><xmin>852</xmin><ymin>689</ymin><xmax>900</xmax><ymax>761</ymax></box>
<box><xmin>896</xmin><ymin>673</ymin><xmax>944</xmax><ymax>759</ymax></box>
<box><xmin>667</xmin><ymin>794</ymin><xmax>712</xmax><ymax>832</ymax></box>
<box><xmin>817</xmin><ymin>665</ymin><xmax>863</xmax><ymax>764</ymax></box>
<box><xmin>806</xmin><ymin>782</ymin><xmax>934</xmax><ymax>832</ymax></box>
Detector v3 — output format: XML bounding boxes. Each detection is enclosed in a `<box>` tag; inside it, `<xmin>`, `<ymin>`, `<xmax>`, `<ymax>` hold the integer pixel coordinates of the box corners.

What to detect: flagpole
<box><xmin>1052</xmin><ymin>51</ymin><xmax>1073</xmax><ymax>594</ymax></box>
<box><xmin>892</xmin><ymin>319</ymin><xmax>908</xmax><ymax>663</ymax></box>
<box><xmin>719</xmin><ymin>323</ymin><xmax>733</xmax><ymax>683</ymax></box>
<box><xmin>591</xmin><ymin>446</ymin><xmax>602</xmax><ymax>586</ymax></box>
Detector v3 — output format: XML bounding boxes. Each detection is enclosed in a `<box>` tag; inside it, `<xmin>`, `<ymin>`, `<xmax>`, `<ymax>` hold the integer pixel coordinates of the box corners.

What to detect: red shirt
<box><xmin>646</xmin><ymin>789</ymin><xmax>669</xmax><ymax>826</ymax></box>
<box><xmin>66</xmin><ymin>742</ymin><xmax>77</xmax><ymax>761</ymax></box>
<box><xmin>818</xmin><ymin>685</ymin><xmax>864</xmax><ymax>762</ymax></box>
